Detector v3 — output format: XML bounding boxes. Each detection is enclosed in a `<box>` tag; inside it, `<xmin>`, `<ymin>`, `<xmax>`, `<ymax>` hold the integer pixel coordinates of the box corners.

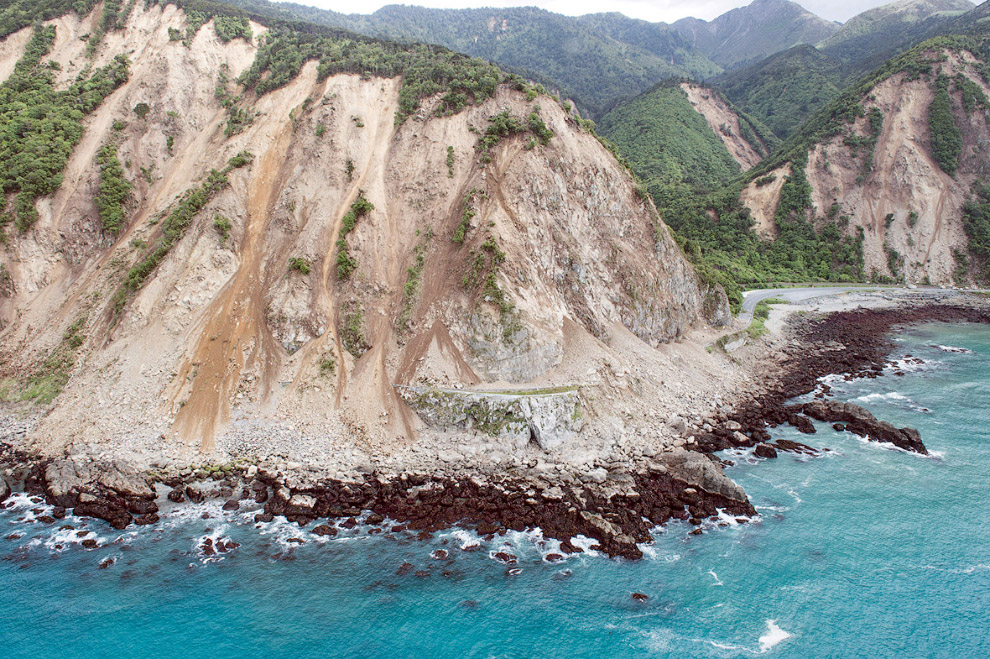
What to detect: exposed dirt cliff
<box><xmin>742</xmin><ymin>44</ymin><xmax>990</xmax><ymax>284</ymax></box>
<box><xmin>681</xmin><ymin>82</ymin><xmax>768</xmax><ymax>170</ymax></box>
<box><xmin>0</xmin><ymin>4</ymin><xmax>736</xmax><ymax>471</ymax></box>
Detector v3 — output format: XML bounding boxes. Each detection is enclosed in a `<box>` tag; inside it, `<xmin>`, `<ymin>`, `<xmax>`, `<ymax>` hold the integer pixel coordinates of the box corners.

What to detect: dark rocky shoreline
<box><xmin>0</xmin><ymin>447</ymin><xmax>754</xmax><ymax>560</ymax></box>
<box><xmin>2</xmin><ymin>301</ymin><xmax>988</xmax><ymax>559</ymax></box>
<box><xmin>698</xmin><ymin>302</ymin><xmax>990</xmax><ymax>456</ymax></box>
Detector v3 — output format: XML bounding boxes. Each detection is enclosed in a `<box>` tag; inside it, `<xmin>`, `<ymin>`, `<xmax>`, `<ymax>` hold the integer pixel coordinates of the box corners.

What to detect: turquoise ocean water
<box><xmin>0</xmin><ymin>322</ymin><xmax>987</xmax><ymax>657</ymax></box>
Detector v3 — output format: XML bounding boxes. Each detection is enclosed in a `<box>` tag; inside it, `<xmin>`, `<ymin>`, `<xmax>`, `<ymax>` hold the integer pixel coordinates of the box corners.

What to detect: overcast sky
<box><xmin>301</xmin><ymin>0</ymin><xmax>913</xmax><ymax>23</ymax></box>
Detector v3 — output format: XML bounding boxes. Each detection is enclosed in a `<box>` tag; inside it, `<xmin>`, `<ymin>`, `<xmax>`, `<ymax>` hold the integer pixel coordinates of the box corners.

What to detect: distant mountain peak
<box><xmin>671</xmin><ymin>0</ymin><xmax>839</xmax><ymax>68</ymax></box>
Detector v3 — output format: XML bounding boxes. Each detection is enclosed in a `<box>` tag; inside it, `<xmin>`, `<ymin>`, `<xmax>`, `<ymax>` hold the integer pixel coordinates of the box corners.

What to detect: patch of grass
<box><xmin>13</xmin><ymin>315</ymin><xmax>88</xmax><ymax>405</ymax></box>
<box><xmin>214</xmin><ymin>15</ymin><xmax>252</xmax><ymax>43</ymax></box>
<box><xmin>94</xmin><ymin>128</ymin><xmax>133</xmax><ymax>236</ymax></box>
<box><xmin>462</xmin><ymin>234</ymin><xmax>520</xmax><ymax>339</ymax></box>
<box><xmin>335</xmin><ymin>192</ymin><xmax>374</xmax><ymax>280</ymax></box>
<box><xmin>476</xmin><ymin>107</ymin><xmax>553</xmax><ymax>163</ymax></box>
<box><xmin>215</xmin><ymin>64</ymin><xmax>255</xmax><ymax>138</ymax></box>
<box><xmin>484</xmin><ymin>385</ymin><xmax>580</xmax><ymax>396</ymax></box>
<box><xmin>746</xmin><ymin>300</ymin><xmax>772</xmax><ymax>339</ymax></box>
<box><xmin>399</xmin><ymin>228</ymin><xmax>432</xmax><ymax>332</ymax></box>
<box><xmin>288</xmin><ymin>256</ymin><xmax>311</xmax><ymax>274</ymax></box>
<box><xmin>929</xmin><ymin>75</ymin><xmax>962</xmax><ymax>176</ymax></box>
<box><xmin>0</xmin><ymin>25</ymin><xmax>129</xmax><ymax>231</ymax></box>
<box><xmin>340</xmin><ymin>304</ymin><xmax>369</xmax><ymax>359</ymax></box>
<box><xmin>452</xmin><ymin>190</ymin><xmax>477</xmax><ymax>244</ymax></box>
<box><xmin>213</xmin><ymin>214</ymin><xmax>232</xmax><ymax>244</ymax></box>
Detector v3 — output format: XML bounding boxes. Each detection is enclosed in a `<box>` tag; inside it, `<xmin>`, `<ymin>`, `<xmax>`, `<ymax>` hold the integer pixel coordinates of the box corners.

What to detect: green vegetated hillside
<box><xmin>820</xmin><ymin>0</ymin><xmax>974</xmax><ymax>67</ymax></box>
<box><xmin>671</xmin><ymin>0</ymin><xmax>839</xmax><ymax>68</ymax></box>
<box><xmin>597</xmin><ymin>81</ymin><xmax>776</xmax><ymax>194</ymax></box>
<box><xmin>659</xmin><ymin>164</ymin><xmax>866</xmax><ymax>309</ymax></box>
<box><xmin>715</xmin><ymin>45</ymin><xmax>844</xmax><ymax>140</ymax></box>
<box><xmin>224</xmin><ymin>0</ymin><xmax>722</xmax><ymax>118</ymax></box>
<box><xmin>667</xmin><ymin>26</ymin><xmax>990</xmax><ymax>304</ymax></box>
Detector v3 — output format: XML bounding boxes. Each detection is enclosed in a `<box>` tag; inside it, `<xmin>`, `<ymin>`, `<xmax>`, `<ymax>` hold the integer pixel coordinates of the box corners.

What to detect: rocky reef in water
<box><xmin>0</xmin><ymin>446</ymin><xmax>753</xmax><ymax>560</ymax></box>
<box><xmin>697</xmin><ymin>301</ymin><xmax>990</xmax><ymax>457</ymax></box>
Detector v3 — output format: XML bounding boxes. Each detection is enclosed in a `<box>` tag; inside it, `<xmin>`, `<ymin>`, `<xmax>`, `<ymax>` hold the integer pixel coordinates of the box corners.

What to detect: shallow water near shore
<box><xmin>1</xmin><ymin>322</ymin><xmax>988</xmax><ymax>657</ymax></box>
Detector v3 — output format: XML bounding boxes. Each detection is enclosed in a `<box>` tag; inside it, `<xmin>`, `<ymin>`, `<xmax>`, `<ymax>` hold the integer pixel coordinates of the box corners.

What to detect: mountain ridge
<box><xmin>671</xmin><ymin>0</ymin><xmax>839</xmax><ymax>68</ymax></box>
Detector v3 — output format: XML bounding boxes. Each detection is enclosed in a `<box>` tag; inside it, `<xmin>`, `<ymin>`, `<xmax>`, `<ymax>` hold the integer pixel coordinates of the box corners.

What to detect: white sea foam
<box><xmin>701</xmin><ymin>619</ymin><xmax>793</xmax><ymax>654</ymax></box>
<box><xmin>569</xmin><ymin>534</ymin><xmax>601</xmax><ymax>555</ymax></box>
<box><xmin>443</xmin><ymin>528</ymin><xmax>482</xmax><ymax>551</ymax></box>
<box><xmin>42</xmin><ymin>525</ymin><xmax>98</xmax><ymax>552</ymax></box>
<box><xmin>818</xmin><ymin>373</ymin><xmax>845</xmax><ymax>386</ymax></box>
<box><xmin>708</xmin><ymin>569</ymin><xmax>724</xmax><ymax>586</ymax></box>
<box><xmin>857</xmin><ymin>391</ymin><xmax>908</xmax><ymax>403</ymax></box>
<box><xmin>194</xmin><ymin>522</ymin><xmax>233</xmax><ymax>563</ymax></box>
<box><xmin>934</xmin><ymin>344</ymin><xmax>973</xmax><ymax>354</ymax></box>
<box><xmin>886</xmin><ymin>357</ymin><xmax>938</xmax><ymax>373</ymax></box>
<box><xmin>919</xmin><ymin>563</ymin><xmax>990</xmax><ymax>575</ymax></box>
<box><xmin>638</xmin><ymin>544</ymin><xmax>680</xmax><ymax>563</ymax></box>
<box><xmin>2</xmin><ymin>492</ymin><xmax>50</xmax><ymax>522</ymax></box>
<box><xmin>855</xmin><ymin>391</ymin><xmax>932</xmax><ymax>414</ymax></box>
<box><xmin>758</xmin><ymin>620</ymin><xmax>792</xmax><ymax>652</ymax></box>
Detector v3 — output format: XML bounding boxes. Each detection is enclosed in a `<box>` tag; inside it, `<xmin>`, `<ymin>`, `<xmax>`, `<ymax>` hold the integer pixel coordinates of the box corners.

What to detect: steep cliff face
<box><xmin>742</xmin><ymin>42</ymin><xmax>990</xmax><ymax>284</ymax></box>
<box><xmin>0</xmin><ymin>4</ymin><xmax>728</xmax><ymax>461</ymax></box>
<box><xmin>680</xmin><ymin>83</ymin><xmax>771</xmax><ymax>170</ymax></box>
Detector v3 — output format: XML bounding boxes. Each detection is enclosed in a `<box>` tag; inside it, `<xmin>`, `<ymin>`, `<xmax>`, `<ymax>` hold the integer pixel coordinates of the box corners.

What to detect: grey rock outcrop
<box><xmin>662</xmin><ymin>448</ymin><xmax>748</xmax><ymax>503</ymax></box>
<box><xmin>43</xmin><ymin>458</ymin><xmax>155</xmax><ymax>508</ymax></box>
<box><xmin>398</xmin><ymin>386</ymin><xmax>584</xmax><ymax>451</ymax></box>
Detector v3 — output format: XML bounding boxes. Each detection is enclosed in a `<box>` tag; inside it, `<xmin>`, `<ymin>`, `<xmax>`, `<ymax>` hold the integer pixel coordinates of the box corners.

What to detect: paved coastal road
<box><xmin>741</xmin><ymin>285</ymin><xmax>893</xmax><ymax>317</ymax></box>
<box><xmin>737</xmin><ymin>284</ymin><xmax>987</xmax><ymax>324</ymax></box>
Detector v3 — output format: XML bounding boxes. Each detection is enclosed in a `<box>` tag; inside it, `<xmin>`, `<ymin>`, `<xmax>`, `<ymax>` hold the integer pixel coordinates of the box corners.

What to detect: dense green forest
<box><xmin>820</xmin><ymin>0</ymin><xmax>973</xmax><ymax>74</ymax></box>
<box><xmin>671</xmin><ymin>30</ymin><xmax>990</xmax><ymax>304</ymax></box>
<box><xmin>759</xmin><ymin>33</ymin><xmax>990</xmax><ymax>174</ymax></box>
<box><xmin>597</xmin><ymin>81</ymin><xmax>775</xmax><ymax>195</ymax></box>
<box><xmin>658</xmin><ymin>160</ymin><xmax>864</xmax><ymax>309</ymax></box>
<box><xmin>0</xmin><ymin>22</ymin><xmax>129</xmax><ymax>232</ymax></box>
<box><xmin>0</xmin><ymin>0</ymin><xmax>516</xmax><ymax>239</ymax></box>
<box><xmin>962</xmin><ymin>181</ymin><xmax>990</xmax><ymax>282</ymax></box>
<box><xmin>4</xmin><ymin>0</ymin><xmax>990</xmax><ymax>310</ymax></box>
<box><xmin>715</xmin><ymin>45</ymin><xmax>843</xmax><ymax>140</ymax></box>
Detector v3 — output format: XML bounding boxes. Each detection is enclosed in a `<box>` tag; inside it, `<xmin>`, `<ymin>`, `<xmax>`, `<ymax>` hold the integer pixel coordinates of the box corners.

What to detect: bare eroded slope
<box><xmin>0</xmin><ymin>5</ymin><xmax>736</xmax><ymax>471</ymax></box>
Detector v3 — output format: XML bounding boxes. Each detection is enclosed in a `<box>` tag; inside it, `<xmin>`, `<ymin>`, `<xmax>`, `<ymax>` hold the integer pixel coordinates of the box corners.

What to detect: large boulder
<box><xmin>803</xmin><ymin>400</ymin><xmax>926</xmax><ymax>454</ymax></box>
<box><xmin>661</xmin><ymin>448</ymin><xmax>748</xmax><ymax>503</ymax></box>
<box><xmin>398</xmin><ymin>386</ymin><xmax>584</xmax><ymax>451</ymax></box>
<box><xmin>43</xmin><ymin>458</ymin><xmax>155</xmax><ymax>508</ymax></box>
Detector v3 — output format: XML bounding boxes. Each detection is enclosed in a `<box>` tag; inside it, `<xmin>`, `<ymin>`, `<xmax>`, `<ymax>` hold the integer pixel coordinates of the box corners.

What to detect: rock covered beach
<box><xmin>700</xmin><ymin>299</ymin><xmax>990</xmax><ymax>457</ymax></box>
<box><xmin>1</xmin><ymin>293</ymin><xmax>989</xmax><ymax>560</ymax></box>
<box><xmin>0</xmin><ymin>446</ymin><xmax>754</xmax><ymax>561</ymax></box>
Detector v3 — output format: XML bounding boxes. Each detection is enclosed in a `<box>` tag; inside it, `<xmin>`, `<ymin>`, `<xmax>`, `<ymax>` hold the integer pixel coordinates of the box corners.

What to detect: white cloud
<box><xmin>300</xmin><ymin>0</ymin><xmax>905</xmax><ymax>24</ymax></box>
